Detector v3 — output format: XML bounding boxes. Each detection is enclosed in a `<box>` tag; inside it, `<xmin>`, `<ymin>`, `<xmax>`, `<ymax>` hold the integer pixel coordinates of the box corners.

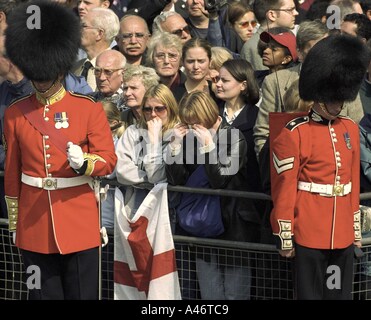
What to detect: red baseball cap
<box><xmin>260</xmin><ymin>31</ymin><xmax>298</xmax><ymax>62</ymax></box>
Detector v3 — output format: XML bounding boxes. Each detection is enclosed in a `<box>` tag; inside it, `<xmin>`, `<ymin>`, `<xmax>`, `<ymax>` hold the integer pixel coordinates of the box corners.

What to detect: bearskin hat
<box><xmin>299</xmin><ymin>34</ymin><xmax>370</xmax><ymax>103</ymax></box>
<box><xmin>5</xmin><ymin>0</ymin><xmax>81</xmax><ymax>82</ymax></box>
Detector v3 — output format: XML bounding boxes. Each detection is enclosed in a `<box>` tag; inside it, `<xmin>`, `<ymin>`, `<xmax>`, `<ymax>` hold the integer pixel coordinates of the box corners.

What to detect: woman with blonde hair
<box><xmin>209</xmin><ymin>46</ymin><xmax>233</xmax><ymax>94</ymax></box>
<box><xmin>116</xmin><ymin>84</ymin><xmax>179</xmax><ymax>219</ymax></box>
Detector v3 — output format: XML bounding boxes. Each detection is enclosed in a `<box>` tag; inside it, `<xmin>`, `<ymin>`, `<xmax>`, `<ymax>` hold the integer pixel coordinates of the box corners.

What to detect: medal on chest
<box><xmin>343</xmin><ymin>132</ymin><xmax>351</xmax><ymax>149</ymax></box>
<box><xmin>54</xmin><ymin>112</ymin><xmax>69</xmax><ymax>129</ymax></box>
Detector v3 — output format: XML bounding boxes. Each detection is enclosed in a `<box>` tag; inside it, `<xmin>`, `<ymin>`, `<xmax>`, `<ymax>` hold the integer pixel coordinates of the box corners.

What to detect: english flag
<box><xmin>113</xmin><ymin>183</ymin><xmax>181</xmax><ymax>300</ymax></box>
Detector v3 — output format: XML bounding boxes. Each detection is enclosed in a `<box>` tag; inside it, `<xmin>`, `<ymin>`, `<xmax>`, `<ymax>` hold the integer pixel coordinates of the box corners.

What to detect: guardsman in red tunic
<box><xmin>270</xmin><ymin>35</ymin><xmax>370</xmax><ymax>300</ymax></box>
<box><xmin>3</xmin><ymin>1</ymin><xmax>117</xmax><ymax>299</ymax></box>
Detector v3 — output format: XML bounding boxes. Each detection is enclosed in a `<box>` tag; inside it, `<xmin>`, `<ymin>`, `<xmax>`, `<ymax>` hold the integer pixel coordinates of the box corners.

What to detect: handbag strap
<box><xmin>15</xmin><ymin>95</ymin><xmax>72</xmax><ymax>154</ymax></box>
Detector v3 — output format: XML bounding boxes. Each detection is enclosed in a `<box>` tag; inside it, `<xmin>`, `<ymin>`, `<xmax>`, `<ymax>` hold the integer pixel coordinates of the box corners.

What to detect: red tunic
<box><xmin>4</xmin><ymin>90</ymin><xmax>117</xmax><ymax>254</ymax></box>
<box><xmin>270</xmin><ymin>111</ymin><xmax>361</xmax><ymax>250</ymax></box>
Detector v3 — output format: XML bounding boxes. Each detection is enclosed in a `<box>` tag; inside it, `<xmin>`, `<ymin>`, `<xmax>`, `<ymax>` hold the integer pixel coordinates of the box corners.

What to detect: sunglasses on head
<box><xmin>238</xmin><ymin>20</ymin><xmax>258</xmax><ymax>28</ymax></box>
<box><xmin>171</xmin><ymin>25</ymin><xmax>190</xmax><ymax>37</ymax></box>
<box><xmin>142</xmin><ymin>105</ymin><xmax>167</xmax><ymax>113</ymax></box>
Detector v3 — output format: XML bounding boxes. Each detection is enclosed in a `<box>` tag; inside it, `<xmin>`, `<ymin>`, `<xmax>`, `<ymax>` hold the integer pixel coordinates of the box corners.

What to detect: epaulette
<box><xmin>338</xmin><ymin>115</ymin><xmax>355</xmax><ymax>124</ymax></box>
<box><xmin>285</xmin><ymin>116</ymin><xmax>309</xmax><ymax>131</ymax></box>
<box><xmin>69</xmin><ymin>92</ymin><xmax>96</xmax><ymax>102</ymax></box>
<box><xmin>8</xmin><ymin>94</ymin><xmax>32</xmax><ymax>108</ymax></box>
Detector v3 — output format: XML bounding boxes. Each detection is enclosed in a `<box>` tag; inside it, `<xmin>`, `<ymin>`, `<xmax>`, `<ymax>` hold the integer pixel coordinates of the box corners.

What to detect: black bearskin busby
<box><xmin>5</xmin><ymin>0</ymin><xmax>81</xmax><ymax>82</ymax></box>
<box><xmin>299</xmin><ymin>34</ymin><xmax>370</xmax><ymax>103</ymax></box>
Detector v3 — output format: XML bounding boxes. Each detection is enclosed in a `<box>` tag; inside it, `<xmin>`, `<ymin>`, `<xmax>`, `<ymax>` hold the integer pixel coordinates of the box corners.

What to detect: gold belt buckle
<box><xmin>333</xmin><ymin>184</ymin><xmax>344</xmax><ymax>196</ymax></box>
<box><xmin>43</xmin><ymin>178</ymin><xmax>57</xmax><ymax>190</ymax></box>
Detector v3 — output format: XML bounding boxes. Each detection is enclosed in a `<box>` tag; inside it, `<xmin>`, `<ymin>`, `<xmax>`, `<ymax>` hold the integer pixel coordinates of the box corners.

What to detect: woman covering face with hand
<box><xmin>166</xmin><ymin>91</ymin><xmax>258</xmax><ymax>300</ymax></box>
<box><xmin>116</xmin><ymin>84</ymin><xmax>179</xmax><ymax>219</ymax></box>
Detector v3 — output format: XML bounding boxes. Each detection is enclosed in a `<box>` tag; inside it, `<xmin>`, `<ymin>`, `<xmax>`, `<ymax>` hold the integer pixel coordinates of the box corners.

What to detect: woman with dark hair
<box><xmin>173</xmin><ymin>37</ymin><xmax>219</xmax><ymax>103</ymax></box>
<box><xmin>256</xmin><ymin>27</ymin><xmax>299</xmax><ymax>86</ymax></box>
<box><xmin>228</xmin><ymin>2</ymin><xmax>257</xmax><ymax>45</ymax></box>
<box><xmin>215</xmin><ymin>58</ymin><xmax>264</xmax><ymax>238</ymax></box>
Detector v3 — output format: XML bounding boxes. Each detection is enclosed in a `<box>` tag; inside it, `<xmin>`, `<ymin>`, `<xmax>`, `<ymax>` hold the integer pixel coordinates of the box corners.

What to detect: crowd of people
<box><xmin>1</xmin><ymin>0</ymin><xmax>371</xmax><ymax>300</ymax></box>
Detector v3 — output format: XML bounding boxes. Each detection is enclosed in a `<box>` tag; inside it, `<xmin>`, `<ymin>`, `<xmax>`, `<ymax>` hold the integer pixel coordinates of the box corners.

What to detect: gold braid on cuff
<box><xmin>273</xmin><ymin>219</ymin><xmax>293</xmax><ymax>250</ymax></box>
<box><xmin>5</xmin><ymin>196</ymin><xmax>18</xmax><ymax>232</ymax></box>
<box><xmin>83</xmin><ymin>153</ymin><xmax>106</xmax><ymax>176</ymax></box>
<box><xmin>354</xmin><ymin>210</ymin><xmax>362</xmax><ymax>241</ymax></box>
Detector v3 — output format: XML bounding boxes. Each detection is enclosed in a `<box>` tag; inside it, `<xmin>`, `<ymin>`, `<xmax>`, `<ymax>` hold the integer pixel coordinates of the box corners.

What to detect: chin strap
<box><xmin>32</xmin><ymin>77</ymin><xmax>60</xmax><ymax>95</ymax></box>
<box><xmin>318</xmin><ymin>102</ymin><xmax>343</xmax><ymax>118</ymax></box>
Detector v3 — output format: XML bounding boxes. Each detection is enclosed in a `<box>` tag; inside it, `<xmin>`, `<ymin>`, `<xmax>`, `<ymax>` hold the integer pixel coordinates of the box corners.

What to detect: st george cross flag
<box><xmin>113</xmin><ymin>183</ymin><xmax>181</xmax><ymax>300</ymax></box>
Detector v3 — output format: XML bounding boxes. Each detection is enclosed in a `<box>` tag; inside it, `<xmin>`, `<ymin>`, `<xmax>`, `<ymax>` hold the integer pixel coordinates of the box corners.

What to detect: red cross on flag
<box><xmin>113</xmin><ymin>183</ymin><xmax>181</xmax><ymax>300</ymax></box>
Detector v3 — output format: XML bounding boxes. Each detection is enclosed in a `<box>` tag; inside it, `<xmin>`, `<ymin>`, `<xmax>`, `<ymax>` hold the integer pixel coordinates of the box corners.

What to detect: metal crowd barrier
<box><xmin>1</xmin><ymin>176</ymin><xmax>371</xmax><ymax>300</ymax></box>
<box><xmin>1</xmin><ymin>219</ymin><xmax>371</xmax><ymax>300</ymax></box>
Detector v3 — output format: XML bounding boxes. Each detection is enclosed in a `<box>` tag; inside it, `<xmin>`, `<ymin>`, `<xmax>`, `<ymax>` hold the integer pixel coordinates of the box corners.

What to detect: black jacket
<box><xmin>166</xmin><ymin>120</ymin><xmax>261</xmax><ymax>242</ymax></box>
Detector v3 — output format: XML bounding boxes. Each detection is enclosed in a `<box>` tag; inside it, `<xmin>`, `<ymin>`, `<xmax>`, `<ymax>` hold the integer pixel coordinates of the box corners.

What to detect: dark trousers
<box><xmin>21</xmin><ymin>247</ymin><xmax>99</xmax><ymax>300</ymax></box>
<box><xmin>295</xmin><ymin>243</ymin><xmax>354</xmax><ymax>300</ymax></box>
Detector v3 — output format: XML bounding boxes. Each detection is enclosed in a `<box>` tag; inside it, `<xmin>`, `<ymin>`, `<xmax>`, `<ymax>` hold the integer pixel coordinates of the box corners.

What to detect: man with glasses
<box><xmin>152</xmin><ymin>11</ymin><xmax>192</xmax><ymax>44</ymax></box>
<box><xmin>241</xmin><ymin>0</ymin><xmax>298</xmax><ymax>71</ymax></box>
<box><xmin>91</xmin><ymin>50</ymin><xmax>126</xmax><ymax>111</ymax></box>
<box><xmin>116</xmin><ymin>14</ymin><xmax>150</xmax><ymax>66</ymax></box>
<box><xmin>73</xmin><ymin>7</ymin><xmax>120</xmax><ymax>91</ymax></box>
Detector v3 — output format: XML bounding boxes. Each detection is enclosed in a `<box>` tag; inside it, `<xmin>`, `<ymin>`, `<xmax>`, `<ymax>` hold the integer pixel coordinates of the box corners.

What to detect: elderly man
<box><xmin>73</xmin><ymin>7</ymin><xmax>119</xmax><ymax>91</ymax></box>
<box><xmin>152</xmin><ymin>11</ymin><xmax>192</xmax><ymax>44</ymax></box>
<box><xmin>116</xmin><ymin>14</ymin><xmax>150</xmax><ymax>66</ymax></box>
<box><xmin>92</xmin><ymin>50</ymin><xmax>126</xmax><ymax>110</ymax></box>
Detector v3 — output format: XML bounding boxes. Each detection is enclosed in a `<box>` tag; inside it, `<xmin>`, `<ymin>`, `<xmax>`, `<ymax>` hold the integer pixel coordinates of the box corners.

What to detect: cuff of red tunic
<box><xmin>273</xmin><ymin>219</ymin><xmax>293</xmax><ymax>250</ymax></box>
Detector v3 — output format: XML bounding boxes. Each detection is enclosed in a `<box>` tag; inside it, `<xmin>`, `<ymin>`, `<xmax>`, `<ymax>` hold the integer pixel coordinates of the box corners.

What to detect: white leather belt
<box><xmin>21</xmin><ymin>173</ymin><xmax>92</xmax><ymax>191</ymax></box>
<box><xmin>297</xmin><ymin>181</ymin><xmax>352</xmax><ymax>197</ymax></box>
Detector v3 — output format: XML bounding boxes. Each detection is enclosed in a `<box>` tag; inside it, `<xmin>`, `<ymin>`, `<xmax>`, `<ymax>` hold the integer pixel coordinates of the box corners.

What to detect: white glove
<box><xmin>12</xmin><ymin>232</ymin><xmax>16</xmax><ymax>245</ymax></box>
<box><xmin>67</xmin><ymin>141</ymin><xmax>84</xmax><ymax>169</ymax></box>
<box><xmin>100</xmin><ymin>227</ymin><xmax>109</xmax><ymax>247</ymax></box>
